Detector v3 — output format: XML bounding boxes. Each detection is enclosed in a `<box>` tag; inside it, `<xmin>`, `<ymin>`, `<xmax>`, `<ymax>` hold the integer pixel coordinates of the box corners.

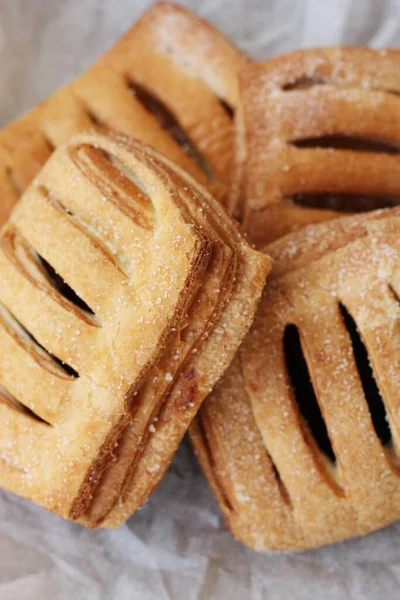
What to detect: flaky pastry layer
<box><xmin>192</xmin><ymin>208</ymin><xmax>400</xmax><ymax>550</ymax></box>
<box><xmin>233</xmin><ymin>47</ymin><xmax>400</xmax><ymax>245</ymax></box>
<box><xmin>0</xmin><ymin>2</ymin><xmax>245</xmax><ymax>226</ymax></box>
<box><xmin>0</xmin><ymin>131</ymin><xmax>270</xmax><ymax>525</ymax></box>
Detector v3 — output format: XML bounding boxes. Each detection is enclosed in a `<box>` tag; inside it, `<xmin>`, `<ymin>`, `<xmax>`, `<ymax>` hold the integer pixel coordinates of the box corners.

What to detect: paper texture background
<box><xmin>0</xmin><ymin>0</ymin><xmax>400</xmax><ymax>598</ymax></box>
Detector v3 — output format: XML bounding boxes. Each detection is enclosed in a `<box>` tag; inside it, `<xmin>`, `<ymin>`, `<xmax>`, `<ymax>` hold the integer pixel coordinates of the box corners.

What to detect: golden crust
<box><xmin>100</xmin><ymin>159</ymin><xmax>270</xmax><ymax>528</ymax></box>
<box><xmin>234</xmin><ymin>47</ymin><xmax>400</xmax><ymax>245</ymax></box>
<box><xmin>191</xmin><ymin>208</ymin><xmax>400</xmax><ymax>550</ymax></box>
<box><xmin>0</xmin><ymin>131</ymin><xmax>270</xmax><ymax>525</ymax></box>
<box><xmin>0</xmin><ymin>2</ymin><xmax>245</xmax><ymax>225</ymax></box>
<box><xmin>0</xmin><ymin>132</ymin><xmax>207</xmax><ymax>517</ymax></box>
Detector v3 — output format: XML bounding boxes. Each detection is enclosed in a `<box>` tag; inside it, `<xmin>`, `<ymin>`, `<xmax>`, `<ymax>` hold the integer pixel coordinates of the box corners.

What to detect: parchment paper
<box><xmin>1</xmin><ymin>1</ymin><xmax>400</xmax><ymax>598</ymax></box>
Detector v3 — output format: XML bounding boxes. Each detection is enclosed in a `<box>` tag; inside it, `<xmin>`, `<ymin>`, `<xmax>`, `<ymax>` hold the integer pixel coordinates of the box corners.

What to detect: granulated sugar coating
<box><xmin>233</xmin><ymin>47</ymin><xmax>400</xmax><ymax>247</ymax></box>
<box><xmin>0</xmin><ymin>130</ymin><xmax>270</xmax><ymax>530</ymax></box>
<box><xmin>2</xmin><ymin>1</ymin><xmax>400</xmax><ymax>598</ymax></box>
<box><xmin>192</xmin><ymin>208</ymin><xmax>400</xmax><ymax>551</ymax></box>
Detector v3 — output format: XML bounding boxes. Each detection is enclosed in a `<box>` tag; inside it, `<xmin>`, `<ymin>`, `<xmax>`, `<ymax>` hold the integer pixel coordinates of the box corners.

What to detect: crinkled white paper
<box><xmin>1</xmin><ymin>1</ymin><xmax>400</xmax><ymax>598</ymax></box>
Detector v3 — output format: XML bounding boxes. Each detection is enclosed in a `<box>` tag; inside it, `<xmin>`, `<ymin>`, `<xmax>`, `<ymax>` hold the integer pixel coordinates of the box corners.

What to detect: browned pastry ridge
<box><xmin>0</xmin><ymin>131</ymin><xmax>270</xmax><ymax>526</ymax></box>
<box><xmin>0</xmin><ymin>1</ymin><xmax>246</xmax><ymax>226</ymax></box>
<box><xmin>191</xmin><ymin>208</ymin><xmax>400</xmax><ymax>550</ymax></box>
<box><xmin>232</xmin><ymin>47</ymin><xmax>400</xmax><ymax>246</ymax></box>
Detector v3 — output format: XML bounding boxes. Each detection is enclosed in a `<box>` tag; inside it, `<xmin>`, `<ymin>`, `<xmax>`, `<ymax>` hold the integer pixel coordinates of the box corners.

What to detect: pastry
<box><xmin>232</xmin><ymin>47</ymin><xmax>400</xmax><ymax>246</ymax></box>
<box><xmin>0</xmin><ymin>1</ymin><xmax>245</xmax><ymax>226</ymax></box>
<box><xmin>85</xmin><ymin>139</ymin><xmax>271</xmax><ymax>527</ymax></box>
<box><xmin>191</xmin><ymin>208</ymin><xmax>400</xmax><ymax>550</ymax></box>
<box><xmin>0</xmin><ymin>131</ymin><xmax>270</xmax><ymax>525</ymax></box>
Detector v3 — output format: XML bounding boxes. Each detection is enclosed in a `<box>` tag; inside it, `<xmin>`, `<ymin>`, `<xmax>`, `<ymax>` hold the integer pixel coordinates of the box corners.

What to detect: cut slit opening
<box><xmin>0</xmin><ymin>301</ymin><xmax>79</xmax><ymax>379</ymax></box>
<box><xmin>6</xmin><ymin>167</ymin><xmax>23</xmax><ymax>197</ymax></box>
<box><xmin>38</xmin><ymin>255</ymin><xmax>96</xmax><ymax>317</ymax></box>
<box><xmin>219</xmin><ymin>98</ymin><xmax>234</xmax><ymax>118</ymax></box>
<box><xmin>282</xmin><ymin>78</ymin><xmax>400</xmax><ymax>96</ymax></box>
<box><xmin>290</xmin><ymin>134</ymin><xmax>400</xmax><ymax>154</ymax></box>
<box><xmin>196</xmin><ymin>415</ymin><xmax>235</xmax><ymax>513</ymax></box>
<box><xmin>0</xmin><ymin>383</ymin><xmax>51</xmax><ymax>426</ymax></box>
<box><xmin>49</xmin><ymin>187</ymin><xmax>130</xmax><ymax>274</ymax></box>
<box><xmin>105</xmin><ymin>153</ymin><xmax>149</xmax><ymax>196</ymax></box>
<box><xmin>69</xmin><ymin>145</ymin><xmax>155</xmax><ymax>234</ymax></box>
<box><xmin>21</xmin><ymin>317</ymin><xmax>79</xmax><ymax>378</ymax></box>
<box><xmin>287</xmin><ymin>192</ymin><xmax>400</xmax><ymax>213</ymax></box>
<box><xmin>43</xmin><ymin>135</ymin><xmax>56</xmax><ymax>152</ymax></box>
<box><xmin>339</xmin><ymin>303</ymin><xmax>391</xmax><ymax>446</ymax></box>
<box><xmin>85</xmin><ymin>108</ymin><xmax>105</xmax><ymax>128</ymax></box>
<box><xmin>1</xmin><ymin>225</ymin><xmax>101</xmax><ymax>326</ymax></box>
<box><xmin>269</xmin><ymin>454</ymin><xmax>292</xmax><ymax>507</ymax></box>
<box><xmin>283</xmin><ymin>324</ymin><xmax>336</xmax><ymax>462</ymax></box>
<box><xmin>282</xmin><ymin>76</ymin><xmax>328</xmax><ymax>91</ymax></box>
<box><xmin>388</xmin><ymin>283</ymin><xmax>400</xmax><ymax>306</ymax></box>
<box><xmin>126</xmin><ymin>78</ymin><xmax>214</xmax><ymax>179</ymax></box>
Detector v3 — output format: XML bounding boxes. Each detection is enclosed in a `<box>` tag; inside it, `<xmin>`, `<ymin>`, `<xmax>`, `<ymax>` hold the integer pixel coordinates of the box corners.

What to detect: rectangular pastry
<box><xmin>233</xmin><ymin>47</ymin><xmax>400</xmax><ymax>246</ymax></box>
<box><xmin>0</xmin><ymin>1</ymin><xmax>245</xmax><ymax>226</ymax></box>
<box><xmin>0</xmin><ymin>131</ymin><xmax>270</xmax><ymax>525</ymax></box>
<box><xmin>191</xmin><ymin>208</ymin><xmax>400</xmax><ymax>550</ymax></box>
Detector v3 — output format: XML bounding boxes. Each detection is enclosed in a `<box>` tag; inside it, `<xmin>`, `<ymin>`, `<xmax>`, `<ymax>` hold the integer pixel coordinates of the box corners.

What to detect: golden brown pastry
<box><xmin>0</xmin><ymin>131</ymin><xmax>270</xmax><ymax>526</ymax></box>
<box><xmin>232</xmin><ymin>47</ymin><xmax>400</xmax><ymax>246</ymax></box>
<box><xmin>191</xmin><ymin>208</ymin><xmax>400</xmax><ymax>550</ymax></box>
<box><xmin>0</xmin><ymin>1</ymin><xmax>245</xmax><ymax>226</ymax></box>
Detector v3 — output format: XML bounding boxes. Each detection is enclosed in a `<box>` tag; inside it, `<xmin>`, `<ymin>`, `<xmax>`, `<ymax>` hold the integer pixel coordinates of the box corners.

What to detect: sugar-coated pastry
<box><xmin>192</xmin><ymin>208</ymin><xmax>400</xmax><ymax>550</ymax></box>
<box><xmin>0</xmin><ymin>131</ymin><xmax>270</xmax><ymax>526</ymax></box>
<box><xmin>0</xmin><ymin>2</ymin><xmax>246</xmax><ymax>226</ymax></box>
<box><xmin>233</xmin><ymin>47</ymin><xmax>400</xmax><ymax>245</ymax></box>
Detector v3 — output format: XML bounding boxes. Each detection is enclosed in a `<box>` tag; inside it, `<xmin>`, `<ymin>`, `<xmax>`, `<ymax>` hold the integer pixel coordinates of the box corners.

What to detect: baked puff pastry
<box><xmin>232</xmin><ymin>47</ymin><xmax>400</xmax><ymax>246</ymax></box>
<box><xmin>0</xmin><ymin>132</ymin><xmax>270</xmax><ymax>525</ymax></box>
<box><xmin>0</xmin><ymin>2</ymin><xmax>245</xmax><ymax>226</ymax></box>
<box><xmin>191</xmin><ymin>208</ymin><xmax>400</xmax><ymax>550</ymax></box>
